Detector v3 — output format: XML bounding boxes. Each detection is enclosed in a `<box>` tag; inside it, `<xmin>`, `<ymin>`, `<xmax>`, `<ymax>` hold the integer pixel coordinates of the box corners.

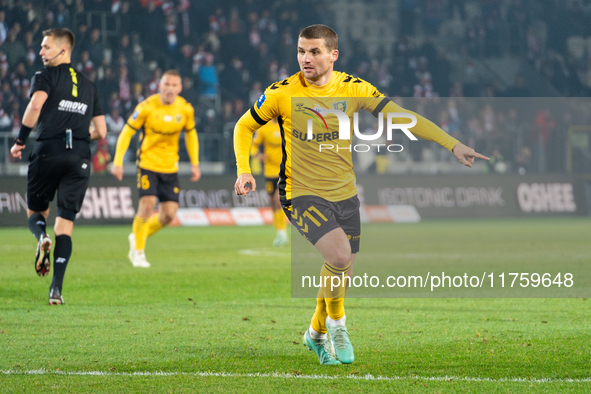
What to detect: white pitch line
<box><xmin>239</xmin><ymin>249</ymin><xmax>289</xmax><ymax>257</ymax></box>
<box><xmin>1</xmin><ymin>370</ymin><xmax>590</xmax><ymax>383</ymax></box>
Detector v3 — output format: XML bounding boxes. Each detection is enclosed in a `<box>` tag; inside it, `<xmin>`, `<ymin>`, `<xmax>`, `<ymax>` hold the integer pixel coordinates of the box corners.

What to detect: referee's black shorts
<box><xmin>283</xmin><ymin>195</ymin><xmax>361</xmax><ymax>253</ymax></box>
<box><xmin>27</xmin><ymin>154</ymin><xmax>91</xmax><ymax>221</ymax></box>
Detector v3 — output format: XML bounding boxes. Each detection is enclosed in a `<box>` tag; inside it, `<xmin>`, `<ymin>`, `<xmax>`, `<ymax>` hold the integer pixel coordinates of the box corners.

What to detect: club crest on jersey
<box><xmin>256</xmin><ymin>93</ymin><xmax>266</xmax><ymax>109</ymax></box>
<box><xmin>175</xmin><ymin>114</ymin><xmax>183</xmax><ymax>123</ymax></box>
<box><xmin>332</xmin><ymin>100</ymin><xmax>347</xmax><ymax>113</ymax></box>
<box><xmin>295</xmin><ymin>103</ymin><xmax>305</xmax><ymax>112</ymax></box>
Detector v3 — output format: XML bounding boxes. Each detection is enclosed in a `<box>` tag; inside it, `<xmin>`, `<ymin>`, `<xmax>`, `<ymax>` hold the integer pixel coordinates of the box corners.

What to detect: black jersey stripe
<box><xmin>250</xmin><ymin>107</ymin><xmax>268</xmax><ymax>125</ymax></box>
<box><xmin>126</xmin><ymin>122</ymin><xmax>139</xmax><ymax>131</ymax></box>
<box><xmin>371</xmin><ymin>97</ymin><xmax>391</xmax><ymax>118</ymax></box>
<box><xmin>277</xmin><ymin>116</ymin><xmax>290</xmax><ymax>208</ymax></box>
<box><xmin>136</xmin><ymin>129</ymin><xmax>145</xmax><ymax>166</ymax></box>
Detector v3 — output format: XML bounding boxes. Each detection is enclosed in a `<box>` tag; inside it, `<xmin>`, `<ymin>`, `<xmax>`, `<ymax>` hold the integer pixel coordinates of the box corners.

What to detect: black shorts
<box><xmin>27</xmin><ymin>154</ymin><xmax>91</xmax><ymax>221</ymax></box>
<box><xmin>284</xmin><ymin>195</ymin><xmax>361</xmax><ymax>254</ymax></box>
<box><xmin>137</xmin><ymin>168</ymin><xmax>180</xmax><ymax>202</ymax></box>
<box><xmin>265</xmin><ymin>177</ymin><xmax>279</xmax><ymax>196</ymax></box>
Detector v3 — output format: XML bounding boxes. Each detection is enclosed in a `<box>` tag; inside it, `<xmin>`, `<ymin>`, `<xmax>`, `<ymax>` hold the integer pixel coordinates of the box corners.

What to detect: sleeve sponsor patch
<box><xmin>132</xmin><ymin>111</ymin><xmax>139</xmax><ymax>120</ymax></box>
<box><xmin>256</xmin><ymin>93</ymin><xmax>266</xmax><ymax>109</ymax></box>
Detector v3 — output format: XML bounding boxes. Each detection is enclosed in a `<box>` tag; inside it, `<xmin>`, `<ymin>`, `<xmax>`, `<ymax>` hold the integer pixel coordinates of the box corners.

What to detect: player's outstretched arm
<box><xmin>452</xmin><ymin>143</ymin><xmax>490</xmax><ymax>168</ymax></box>
<box><xmin>235</xmin><ymin>173</ymin><xmax>256</xmax><ymax>196</ymax></box>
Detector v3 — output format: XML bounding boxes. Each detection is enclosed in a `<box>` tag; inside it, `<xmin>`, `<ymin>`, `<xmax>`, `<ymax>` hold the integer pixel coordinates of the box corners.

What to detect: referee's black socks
<box><xmin>51</xmin><ymin>235</ymin><xmax>72</xmax><ymax>291</ymax></box>
<box><xmin>28</xmin><ymin>213</ymin><xmax>47</xmax><ymax>240</ymax></box>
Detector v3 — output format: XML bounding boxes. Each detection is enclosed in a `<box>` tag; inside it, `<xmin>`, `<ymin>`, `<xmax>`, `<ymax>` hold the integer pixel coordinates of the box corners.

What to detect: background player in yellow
<box><xmin>251</xmin><ymin>118</ymin><xmax>288</xmax><ymax>246</ymax></box>
<box><xmin>111</xmin><ymin>70</ymin><xmax>200</xmax><ymax>268</ymax></box>
<box><xmin>234</xmin><ymin>25</ymin><xmax>488</xmax><ymax>365</ymax></box>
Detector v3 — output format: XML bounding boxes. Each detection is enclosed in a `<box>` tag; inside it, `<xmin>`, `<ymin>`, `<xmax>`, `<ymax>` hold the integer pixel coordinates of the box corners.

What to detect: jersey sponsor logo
<box><xmin>256</xmin><ymin>93</ymin><xmax>266</xmax><ymax>109</ymax></box>
<box><xmin>302</xmin><ymin>106</ymin><xmax>328</xmax><ymax>132</ymax></box>
<box><xmin>152</xmin><ymin>130</ymin><xmax>178</xmax><ymax>136</ymax></box>
<box><xmin>293</xmin><ymin>129</ymin><xmax>340</xmax><ymax>142</ymax></box>
<box><xmin>332</xmin><ymin>100</ymin><xmax>347</xmax><ymax>113</ymax></box>
<box><xmin>304</xmin><ymin>105</ymin><xmax>418</xmax><ymax>142</ymax></box>
<box><xmin>57</xmin><ymin>99</ymin><xmax>88</xmax><ymax>115</ymax></box>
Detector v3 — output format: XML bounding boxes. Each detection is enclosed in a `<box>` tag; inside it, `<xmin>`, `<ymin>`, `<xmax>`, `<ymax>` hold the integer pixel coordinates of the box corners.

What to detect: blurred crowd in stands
<box><xmin>1</xmin><ymin>0</ymin><xmax>590</xmax><ymax>175</ymax></box>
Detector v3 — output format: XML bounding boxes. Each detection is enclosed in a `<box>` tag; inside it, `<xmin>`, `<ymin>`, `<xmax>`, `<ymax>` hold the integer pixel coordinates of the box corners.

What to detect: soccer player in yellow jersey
<box><xmin>251</xmin><ymin>118</ymin><xmax>288</xmax><ymax>246</ymax></box>
<box><xmin>111</xmin><ymin>70</ymin><xmax>200</xmax><ymax>268</ymax></box>
<box><xmin>234</xmin><ymin>25</ymin><xmax>489</xmax><ymax>365</ymax></box>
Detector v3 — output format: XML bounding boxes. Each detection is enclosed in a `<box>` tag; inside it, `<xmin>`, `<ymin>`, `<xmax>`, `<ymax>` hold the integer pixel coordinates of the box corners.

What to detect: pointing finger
<box><xmin>472</xmin><ymin>151</ymin><xmax>490</xmax><ymax>161</ymax></box>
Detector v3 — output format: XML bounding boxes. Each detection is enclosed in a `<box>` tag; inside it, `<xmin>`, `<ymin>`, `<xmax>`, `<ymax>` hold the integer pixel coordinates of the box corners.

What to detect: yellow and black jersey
<box><xmin>251</xmin><ymin>118</ymin><xmax>282</xmax><ymax>179</ymax></box>
<box><xmin>113</xmin><ymin>94</ymin><xmax>199</xmax><ymax>173</ymax></box>
<box><xmin>234</xmin><ymin>71</ymin><xmax>459</xmax><ymax>204</ymax></box>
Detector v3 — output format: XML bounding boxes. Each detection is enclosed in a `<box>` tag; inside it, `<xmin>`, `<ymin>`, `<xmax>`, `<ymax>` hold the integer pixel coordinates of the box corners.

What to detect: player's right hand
<box><xmin>452</xmin><ymin>143</ymin><xmax>490</xmax><ymax>168</ymax></box>
<box><xmin>235</xmin><ymin>173</ymin><xmax>256</xmax><ymax>195</ymax></box>
<box><xmin>111</xmin><ymin>165</ymin><xmax>124</xmax><ymax>181</ymax></box>
<box><xmin>10</xmin><ymin>144</ymin><xmax>24</xmax><ymax>160</ymax></box>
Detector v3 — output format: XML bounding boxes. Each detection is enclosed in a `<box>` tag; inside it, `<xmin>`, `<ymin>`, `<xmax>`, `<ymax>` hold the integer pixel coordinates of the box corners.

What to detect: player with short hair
<box><xmin>251</xmin><ymin>118</ymin><xmax>288</xmax><ymax>246</ymax></box>
<box><xmin>111</xmin><ymin>70</ymin><xmax>200</xmax><ymax>268</ymax></box>
<box><xmin>10</xmin><ymin>27</ymin><xmax>107</xmax><ymax>305</ymax></box>
<box><xmin>234</xmin><ymin>24</ymin><xmax>489</xmax><ymax>365</ymax></box>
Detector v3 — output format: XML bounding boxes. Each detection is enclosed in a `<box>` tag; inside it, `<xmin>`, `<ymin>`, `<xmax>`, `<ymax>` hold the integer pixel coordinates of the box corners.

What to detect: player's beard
<box><xmin>302</xmin><ymin>65</ymin><xmax>329</xmax><ymax>83</ymax></box>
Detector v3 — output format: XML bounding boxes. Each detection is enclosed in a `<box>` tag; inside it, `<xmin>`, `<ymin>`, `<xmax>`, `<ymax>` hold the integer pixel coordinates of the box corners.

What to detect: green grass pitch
<box><xmin>1</xmin><ymin>218</ymin><xmax>590</xmax><ymax>393</ymax></box>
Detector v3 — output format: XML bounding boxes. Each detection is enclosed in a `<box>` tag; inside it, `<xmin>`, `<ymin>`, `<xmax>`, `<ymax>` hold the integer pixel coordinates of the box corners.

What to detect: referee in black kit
<box><xmin>10</xmin><ymin>28</ymin><xmax>106</xmax><ymax>305</ymax></box>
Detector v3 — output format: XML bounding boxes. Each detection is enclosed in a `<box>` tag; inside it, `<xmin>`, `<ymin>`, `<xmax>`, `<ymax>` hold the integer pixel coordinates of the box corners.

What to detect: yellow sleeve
<box><xmin>113</xmin><ymin>124</ymin><xmax>137</xmax><ymax>166</ymax></box>
<box><xmin>236</xmin><ymin>84</ymin><xmax>281</xmax><ymax>175</ymax></box>
<box><xmin>354</xmin><ymin>78</ymin><xmax>386</xmax><ymax>114</ymax></box>
<box><xmin>234</xmin><ymin>110</ymin><xmax>264</xmax><ymax>175</ymax></box>
<box><xmin>183</xmin><ymin>103</ymin><xmax>199</xmax><ymax>165</ymax></box>
<box><xmin>382</xmin><ymin>100</ymin><xmax>460</xmax><ymax>151</ymax></box>
<box><xmin>251</xmin><ymin>85</ymin><xmax>281</xmax><ymax>124</ymax></box>
<box><xmin>185</xmin><ymin>129</ymin><xmax>199</xmax><ymax>166</ymax></box>
<box><xmin>127</xmin><ymin>100</ymin><xmax>149</xmax><ymax>130</ymax></box>
<box><xmin>185</xmin><ymin>102</ymin><xmax>196</xmax><ymax>131</ymax></box>
<box><xmin>250</xmin><ymin>128</ymin><xmax>264</xmax><ymax>156</ymax></box>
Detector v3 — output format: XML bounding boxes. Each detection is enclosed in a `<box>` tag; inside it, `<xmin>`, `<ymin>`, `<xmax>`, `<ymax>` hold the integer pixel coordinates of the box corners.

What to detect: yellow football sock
<box><xmin>321</xmin><ymin>261</ymin><xmax>350</xmax><ymax>321</ymax></box>
<box><xmin>146</xmin><ymin>213</ymin><xmax>164</xmax><ymax>237</ymax></box>
<box><xmin>273</xmin><ymin>208</ymin><xmax>286</xmax><ymax>231</ymax></box>
<box><xmin>311</xmin><ymin>287</ymin><xmax>327</xmax><ymax>334</ymax></box>
<box><xmin>132</xmin><ymin>216</ymin><xmax>149</xmax><ymax>251</ymax></box>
